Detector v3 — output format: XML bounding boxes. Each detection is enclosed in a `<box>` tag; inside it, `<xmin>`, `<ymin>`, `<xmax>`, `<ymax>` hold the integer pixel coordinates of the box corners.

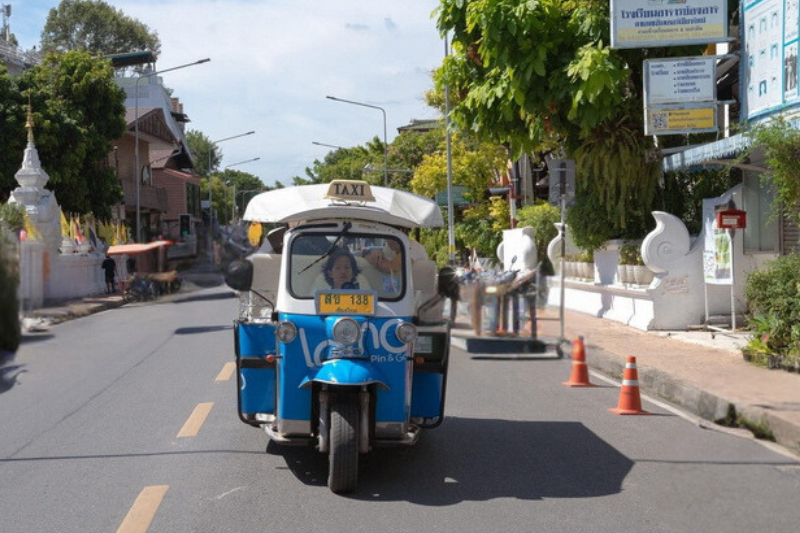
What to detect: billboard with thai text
<box><xmin>611</xmin><ymin>0</ymin><xmax>728</xmax><ymax>49</ymax></box>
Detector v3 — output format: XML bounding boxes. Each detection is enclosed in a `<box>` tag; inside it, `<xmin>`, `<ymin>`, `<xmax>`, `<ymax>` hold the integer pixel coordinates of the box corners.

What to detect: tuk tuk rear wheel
<box><xmin>328</xmin><ymin>400</ymin><xmax>358</xmax><ymax>493</ymax></box>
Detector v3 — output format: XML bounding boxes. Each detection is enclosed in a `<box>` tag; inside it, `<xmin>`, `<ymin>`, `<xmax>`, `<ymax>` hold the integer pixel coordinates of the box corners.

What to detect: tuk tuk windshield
<box><xmin>289</xmin><ymin>233</ymin><xmax>405</xmax><ymax>301</ymax></box>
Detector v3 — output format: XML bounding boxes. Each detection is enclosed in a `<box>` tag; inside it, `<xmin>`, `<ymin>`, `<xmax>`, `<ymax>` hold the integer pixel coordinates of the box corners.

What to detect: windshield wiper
<box><xmin>299</xmin><ymin>222</ymin><xmax>352</xmax><ymax>274</ymax></box>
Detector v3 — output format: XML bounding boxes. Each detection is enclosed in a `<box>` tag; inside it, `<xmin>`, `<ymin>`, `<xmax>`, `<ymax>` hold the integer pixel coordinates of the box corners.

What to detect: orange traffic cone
<box><xmin>562</xmin><ymin>336</ymin><xmax>595</xmax><ymax>387</ymax></box>
<box><xmin>609</xmin><ymin>356</ymin><xmax>651</xmax><ymax>415</ymax></box>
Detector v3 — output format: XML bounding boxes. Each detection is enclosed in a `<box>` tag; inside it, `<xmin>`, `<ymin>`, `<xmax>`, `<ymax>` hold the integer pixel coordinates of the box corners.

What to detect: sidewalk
<box><xmin>455</xmin><ymin>307</ymin><xmax>800</xmax><ymax>457</ymax></box>
<box><xmin>18</xmin><ymin>287</ymin><xmax>800</xmax><ymax>456</ymax></box>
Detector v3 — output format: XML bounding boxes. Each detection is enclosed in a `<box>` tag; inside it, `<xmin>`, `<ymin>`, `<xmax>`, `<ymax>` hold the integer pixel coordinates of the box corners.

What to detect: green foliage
<box><xmin>516</xmin><ymin>201</ymin><xmax>559</xmax><ymax>260</ymax></box>
<box><xmin>659</xmin><ymin>167</ymin><xmax>741</xmax><ymax>235</ymax></box>
<box><xmin>388</xmin><ymin>128</ymin><xmax>445</xmax><ymax>189</ymax></box>
<box><xmin>186</xmin><ymin>129</ymin><xmax>220</xmax><ymax>178</ymax></box>
<box><xmin>618</xmin><ymin>244</ymin><xmax>640</xmax><ymax>266</ymax></box>
<box><xmin>746</xmin><ymin>118</ymin><xmax>800</xmax><ymax>225</ymax></box>
<box><xmin>433</xmin><ymin>0</ymin><xmax>709</xmax><ymax>247</ymax></box>
<box><xmin>744</xmin><ymin>253</ymin><xmax>800</xmax><ymax>369</ymax></box>
<box><xmin>0</xmin><ymin>66</ymin><xmax>27</xmax><ymax>200</ymax></box>
<box><xmin>419</xmin><ymin>227</ymin><xmax>450</xmax><ymax>268</ymax></box>
<box><xmin>40</xmin><ymin>0</ymin><xmax>161</xmax><ymax>55</ymax></box>
<box><xmin>572</xmin><ymin>114</ymin><xmax>661</xmax><ymax>232</ymax></box>
<box><xmin>0</xmin><ymin>203</ymin><xmax>25</xmax><ymax>232</ymax></box>
<box><xmin>411</xmin><ymin>132</ymin><xmax>506</xmax><ymax>202</ymax></box>
<box><xmin>0</xmin><ymin>226</ymin><xmax>20</xmax><ymax>353</ymax></box>
<box><xmin>0</xmin><ymin>51</ymin><xmax>127</xmax><ymax>217</ymax></box>
<box><xmin>298</xmin><ymin>142</ymin><xmax>375</xmax><ymax>186</ymax></box>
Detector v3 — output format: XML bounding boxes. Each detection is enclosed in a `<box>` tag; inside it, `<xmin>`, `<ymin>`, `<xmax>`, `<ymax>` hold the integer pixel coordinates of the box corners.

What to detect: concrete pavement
<box><xmin>16</xmin><ymin>283</ymin><xmax>800</xmax><ymax>457</ymax></box>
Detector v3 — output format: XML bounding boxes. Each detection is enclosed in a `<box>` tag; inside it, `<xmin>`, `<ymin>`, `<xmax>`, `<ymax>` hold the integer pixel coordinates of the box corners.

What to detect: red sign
<box><xmin>716</xmin><ymin>209</ymin><xmax>746</xmax><ymax>229</ymax></box>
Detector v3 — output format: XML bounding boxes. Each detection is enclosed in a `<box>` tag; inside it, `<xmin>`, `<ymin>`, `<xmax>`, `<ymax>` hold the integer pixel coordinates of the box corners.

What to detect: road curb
<box><xmin>583</xmin><ymin>342</ymin><xmax>800</xmax><ymax>455</ymax></box>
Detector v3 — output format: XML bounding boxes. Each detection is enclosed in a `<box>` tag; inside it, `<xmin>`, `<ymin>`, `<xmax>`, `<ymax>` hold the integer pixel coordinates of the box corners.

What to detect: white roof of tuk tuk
<box><xmin>243</xmin><ymin>184</ymin><xmax>444</xmax><ymax>228</ymax></box>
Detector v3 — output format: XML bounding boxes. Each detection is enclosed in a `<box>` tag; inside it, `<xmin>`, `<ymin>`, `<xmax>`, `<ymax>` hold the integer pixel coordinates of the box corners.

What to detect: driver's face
<box><xmin>329</xmin><ymin>256</ymin><xmax>353</xmax><ymax>288</ymax></box>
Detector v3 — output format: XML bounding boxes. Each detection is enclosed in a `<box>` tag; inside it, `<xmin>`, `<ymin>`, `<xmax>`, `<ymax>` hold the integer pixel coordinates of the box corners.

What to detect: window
<box><xmin>289</xmin><ymin>233</ymin><xmax>405</xmax><ymax>301</ymax></box>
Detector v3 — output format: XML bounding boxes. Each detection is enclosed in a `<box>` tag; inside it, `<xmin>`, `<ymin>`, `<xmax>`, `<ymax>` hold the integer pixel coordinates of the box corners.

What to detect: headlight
<box><xmin>275</xmin><ymin>321</ymin><xmax>297</xmax><ymax>343</ymax></box>
<box><xmin>332</xmin><ymin>318</ymin><xmax>361</xmax><ymax>345</ymax></box>
<box><xmin>395</xmin><ymin>322</ymin><xmax>417</xmax><ymax>344</ymax></box>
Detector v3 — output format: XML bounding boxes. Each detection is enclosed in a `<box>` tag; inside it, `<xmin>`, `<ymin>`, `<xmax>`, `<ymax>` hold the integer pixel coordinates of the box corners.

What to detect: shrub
<box><xmin>0</xmin><ymin>226</ymin><xmax>20</xmax><ymax>353</ymax></box>
<box><xmin>618</xmin><ymin>244</ymin><xmax>640</xmax><ymax>265</ymax></box>
<box><xmin>744</xmin><ymin>253</ymin><xmax>800</xmax><ymax>370</ymax></box>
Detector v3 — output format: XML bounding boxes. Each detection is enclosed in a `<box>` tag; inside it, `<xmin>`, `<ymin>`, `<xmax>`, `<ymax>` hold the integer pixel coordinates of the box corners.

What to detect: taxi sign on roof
<box><xmin>325</xmin><ymin>180</ymin><xmax>375</xmax><ymax>203</ymax></box>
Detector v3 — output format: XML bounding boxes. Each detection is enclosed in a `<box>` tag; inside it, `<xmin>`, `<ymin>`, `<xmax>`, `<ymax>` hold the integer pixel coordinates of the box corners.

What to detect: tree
<box><xmin>387</xmin><ymin>127</ymin><xmax>446</xmax><ymax>190</ymax></box>
<box><xmin>0</xmin><ymin>65</ymin><xmax>26</xmax><ymax>201</ymax></box>
<box><xmin>40</xmin><ymin>0</ymin><xmax>160</xmax><ymax>56</ymax></box>
<box><xmin>296</xmin><ymin>142</ymin><xmax>375</xmax><ymax>185</ymax></box>
<box><xmin>186</xmin><ymin>129</ymin><xmax>220</xmax><ymax>178</ymax></box>
<box><xmin>0</xmin><ymin>51</ymin><xmax>127</xmax><ymax>218</ymax></box>
<box><xmin>434</xmin><ymin>0</ymin><xmax>706</xmax><ymax>243</ymax></box>
<box><xmin>219</xmin><ymin>169</ymin><xmax>267</xmax><ymax>222</ymax></box>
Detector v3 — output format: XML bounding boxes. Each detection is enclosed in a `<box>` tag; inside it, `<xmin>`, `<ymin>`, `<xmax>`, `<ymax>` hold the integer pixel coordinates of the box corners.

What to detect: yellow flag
<box><xmin>23</xmin><ymin>213</ymin><xmax>42</xmax><ymax>241</ymax></box>
<box><xmin>248</xmin><ymin>221</ymin><xmax>263</xmax><ymax>247</ymax></box>
<box><xmin>60</xmin><ymin>210</ymin><xmax>69</xmax><ymax>237</ymax></box>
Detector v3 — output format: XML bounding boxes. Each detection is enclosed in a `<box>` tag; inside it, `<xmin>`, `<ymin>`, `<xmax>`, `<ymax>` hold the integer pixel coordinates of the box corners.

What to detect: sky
<box><xmin>9</xmin><ymin>0</ymin><xmax>446</xmax><ymax>188</ymax></box>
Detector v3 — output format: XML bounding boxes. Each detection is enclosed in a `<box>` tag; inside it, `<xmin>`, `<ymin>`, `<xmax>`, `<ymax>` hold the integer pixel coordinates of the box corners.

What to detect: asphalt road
<box><xmin>2</xmin><ymin>285</ymin><xmax>799</xmax><ymax>533</ymax></box>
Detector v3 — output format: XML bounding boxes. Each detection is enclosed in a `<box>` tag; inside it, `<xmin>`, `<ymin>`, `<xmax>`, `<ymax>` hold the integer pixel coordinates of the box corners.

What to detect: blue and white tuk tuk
<box><xmin>226</xmin><ymin>180</ymin><xmax>457</xmax><ymax>493</ymax></box>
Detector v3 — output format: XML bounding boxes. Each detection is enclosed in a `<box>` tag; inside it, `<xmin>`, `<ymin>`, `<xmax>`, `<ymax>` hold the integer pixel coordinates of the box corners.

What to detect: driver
<box><xmin>313</xmin><ymin>247</ymin><xmax>370</xmax><ymax>290</ymax></box>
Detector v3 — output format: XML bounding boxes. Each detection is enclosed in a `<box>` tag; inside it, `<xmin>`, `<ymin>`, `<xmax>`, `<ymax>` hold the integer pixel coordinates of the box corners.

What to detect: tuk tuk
<box><xmin>226</xmin><ymin>180</ymin><xmax>458</xmax><ymax>493</ymax></box>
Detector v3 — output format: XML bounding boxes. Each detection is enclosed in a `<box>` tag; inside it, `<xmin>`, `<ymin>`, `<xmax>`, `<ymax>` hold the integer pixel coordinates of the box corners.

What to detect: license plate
<box><xmin>316</xmin><ymin>291</ymin><xmax>376</xmax><ymax>315</ymax></box>
<box><xmin>414</xmin><ymin>335</ymin><xmax>433</xmax><ymax>354</ymax></box>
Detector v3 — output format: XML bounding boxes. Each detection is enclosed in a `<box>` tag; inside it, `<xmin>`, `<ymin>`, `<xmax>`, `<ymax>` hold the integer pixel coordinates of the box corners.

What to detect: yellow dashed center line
<box><xmin>215</xmin><ymin>362</ymin><xmax>236</xmax><ymax>382</ymax></box>
<box><xmin>177</xmin><ymin>402</ymin><xmax>214</xmax><ymax>438</ymax></box>
<box><xmin>116</xmin><ymin>485</ymin><xmax>169</xmax><ymax>533</ymax></box>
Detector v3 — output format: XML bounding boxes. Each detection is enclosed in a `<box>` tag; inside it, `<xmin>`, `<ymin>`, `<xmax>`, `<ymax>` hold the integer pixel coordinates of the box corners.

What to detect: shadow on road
<box><xmin>174</xmin><ymin>325</ymin><xmax>234</xmax><ymax>335</ymax></box>
<box><xmin>275</xmin><ymin>416</ymin><xmax>635</xmax><ymax>503</ymax></box>
<box><xmin>171</xmin><ymin>292</ymin><xmax>237</xmax><ymax>304</ymax></box>
<box><xmin>0</xmin><ymin>350</ymin><xmax>26</xmax><ymax>395</ymax></box>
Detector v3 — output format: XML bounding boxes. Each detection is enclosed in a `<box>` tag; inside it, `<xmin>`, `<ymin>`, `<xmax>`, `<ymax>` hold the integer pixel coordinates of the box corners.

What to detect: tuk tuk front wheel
<box><xmin>328</xmin><ymin>400</ymin><xmax>358</xmax><ymax>493</ymax></box>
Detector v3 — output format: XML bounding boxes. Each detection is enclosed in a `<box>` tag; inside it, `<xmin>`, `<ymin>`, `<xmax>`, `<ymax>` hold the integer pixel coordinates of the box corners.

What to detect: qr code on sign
<box><xmin>651</xmin><ymin>112</ymin><xmax>668</xmax><ymax>130</ymax></box>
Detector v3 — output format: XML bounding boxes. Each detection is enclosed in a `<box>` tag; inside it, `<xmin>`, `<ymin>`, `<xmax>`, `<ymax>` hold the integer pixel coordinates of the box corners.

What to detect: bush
<box><xmin>516</xmin><ymin>201</ymin><xmax>560</xmax><ymax>275</ymax></box>
<box><xmin>0</xmin><ymin>227</ymin><xmax>20</xmax><ymax>353</ymax></box>
<box><xmin>744</xmin><ymin>253</ymin><xmax>800</xmax><ymax>370</ymax></box>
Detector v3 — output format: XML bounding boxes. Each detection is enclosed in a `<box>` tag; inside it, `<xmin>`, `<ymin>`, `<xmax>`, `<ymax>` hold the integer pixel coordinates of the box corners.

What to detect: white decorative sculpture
<box><xmin>496</xmin><ymin>227</ymin><xmax>538</xmax><ymax>272</ymax></box>
<box><xmin>641</xmin><ymin>212</ymin><xmax>692</xmax><ymax>274</ymax></box>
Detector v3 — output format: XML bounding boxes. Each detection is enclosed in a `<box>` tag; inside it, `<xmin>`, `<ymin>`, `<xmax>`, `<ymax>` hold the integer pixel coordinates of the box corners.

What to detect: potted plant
<box><xmin>576</xmin><ymin>250</ymin><xmax>594</xmax><ymax>281</ymax></box>
<box><xmin>631</xmin><ymin>248</ymin><xmax>654</xmax><ymax>286</ymax></box>
<box><xmin>562</xmin><ymin>253</ymin><xmax>579</xmax><ymax>278</ymax></box>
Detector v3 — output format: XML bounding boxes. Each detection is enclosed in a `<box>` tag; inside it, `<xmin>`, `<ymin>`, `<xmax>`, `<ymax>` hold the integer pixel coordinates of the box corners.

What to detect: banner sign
<box><xmin>611</xmin><ymin>0</ymin><xmax>728</xmax><ymax>49</ymax></box>
<box><xmin>742</xmin><ymin>0</ymin><xmax>800</xmax><ymax>120</ymax></box>
<box><xmin>702</xmin><ymin>196</ymin><xmax>735</xmax><ymax>285</ymax></box>
<box><xmin>644</xmin><ymin>56</ymin><xmax>717</xmax><ymax>105</ymax></box>
<box><xmin>645</xmin><ymin>104</ymin><xmax>717</xmax><ymax>135</ymax></box>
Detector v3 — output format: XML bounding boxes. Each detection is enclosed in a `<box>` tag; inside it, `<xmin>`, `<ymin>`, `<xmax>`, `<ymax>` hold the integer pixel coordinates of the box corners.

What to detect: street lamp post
<box><xmin>206</xmin><ymin>130</ymin><xmax>255</xmax><ymax>260</ymax></box>
<box><xmin>312</xmin><ymin>141</ymin><xmax>346</xmax><ymax>150</ymax></box>
<box><xmin>134</xmin><ymin>57</ymin><xmax>210</xmax><ymax>242</ymax></box>
<box><xmin>326</xmin><ymin>95</ymin><xmax>388</xmax><ymax>186</ymax></box>
<box><xmin>224</xmin><ymin>157</ymin><xmax>260</xmax><ymax>222</ymax></box>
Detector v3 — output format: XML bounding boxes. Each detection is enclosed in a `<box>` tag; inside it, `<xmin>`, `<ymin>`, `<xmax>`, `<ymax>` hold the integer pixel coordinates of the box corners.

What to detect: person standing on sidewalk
<box><xmin>101</xmin><ymin>254</ymin><xmax>117</xmax><ymax>294</ymax></box>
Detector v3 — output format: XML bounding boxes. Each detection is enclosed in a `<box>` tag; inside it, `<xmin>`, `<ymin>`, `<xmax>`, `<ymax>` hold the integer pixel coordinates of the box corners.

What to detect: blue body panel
<box><xmin>237</xmin><ymin>323</ymin><xmax>277</xmax><ymax>415</ymax></box>
<box><xmin>411</xmin><ymin>373</ymin><xmax>443</xmax><ymax>418</ymax></box>
<box><xmin>278</xmin><ymin>313</ymin><xmax>412</xmax><ymax>425</ymax></box>
<box><xmin>240</xmin><ymin>367</ymin><xmax>276</xmax><ymax>414</ymax></box>
<box><xmin>300</xmin><ymin>359</ymin><xmax>390</xmax><ymax>389</ymax></box>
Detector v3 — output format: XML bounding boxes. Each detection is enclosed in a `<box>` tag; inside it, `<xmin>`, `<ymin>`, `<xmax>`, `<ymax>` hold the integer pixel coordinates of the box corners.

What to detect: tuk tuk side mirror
<box><xmin>437</xmin><ymin>266</ymin><xmax>460</xmax><ymax>301</ymax></box>
<box><xmin>225</xmin><ymin>259</ymin><xmax>254</xmax><ymax>292</ymax></box>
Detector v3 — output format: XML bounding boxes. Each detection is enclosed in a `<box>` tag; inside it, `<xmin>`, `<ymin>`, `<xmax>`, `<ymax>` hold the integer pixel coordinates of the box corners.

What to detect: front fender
<box><xmin>299</xmin><ymin>359</ymin><xmax>390</xmax><ymax>390</ymax></box>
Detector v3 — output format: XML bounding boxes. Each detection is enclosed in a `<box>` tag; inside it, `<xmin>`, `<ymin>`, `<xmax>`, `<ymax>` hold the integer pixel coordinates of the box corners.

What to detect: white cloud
<box><xmin>15</xmin><ymin>0</ymin><xmax>444</xmax><ymax>187</ymax></box>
